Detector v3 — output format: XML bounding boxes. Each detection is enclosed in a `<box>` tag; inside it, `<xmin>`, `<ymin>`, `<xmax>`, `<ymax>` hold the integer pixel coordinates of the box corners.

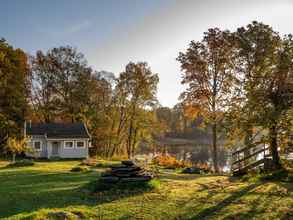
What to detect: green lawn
<box><xmin>0</xmin><ymin>160</ymin><xmax>293</xmax><ymax>220</ymax></box>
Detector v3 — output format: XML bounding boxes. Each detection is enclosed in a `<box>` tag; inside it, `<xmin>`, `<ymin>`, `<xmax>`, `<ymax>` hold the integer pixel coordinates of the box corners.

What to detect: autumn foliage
<box><xmin>152</xmin><ymin>155</ymin><xmax>191</xmax><ymax>169</ymax></box>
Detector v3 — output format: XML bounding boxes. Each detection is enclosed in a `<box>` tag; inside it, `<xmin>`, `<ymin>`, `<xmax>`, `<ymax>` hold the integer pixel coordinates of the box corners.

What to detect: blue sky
<box><xmin>1</xmin><ymin>0</ymin><xmax>170</xmax><ymax>52</ymax></box>
<box><xmin>1</xmin><ymin>0</ymin><xmax>293</xmax><ymax>107</ymax></box>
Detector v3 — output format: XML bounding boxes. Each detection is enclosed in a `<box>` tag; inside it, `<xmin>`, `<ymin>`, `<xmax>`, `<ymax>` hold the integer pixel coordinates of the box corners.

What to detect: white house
<box><xmin>25</xmin><ymin>122</ymin><xmax>91</xmax><ymax>159</ymax></box>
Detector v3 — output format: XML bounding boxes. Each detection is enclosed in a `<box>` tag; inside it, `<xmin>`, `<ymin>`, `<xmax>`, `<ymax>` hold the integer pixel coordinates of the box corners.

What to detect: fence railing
<box><xmin>231</xmin><ymin>144</ymin><xmax>270</xmax><ymax>175</ymax></box>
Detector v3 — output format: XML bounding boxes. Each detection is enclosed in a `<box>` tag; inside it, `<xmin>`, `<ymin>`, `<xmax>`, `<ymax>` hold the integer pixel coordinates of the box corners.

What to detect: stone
<box><xmin>112</xmin><ymin>171</ymin><xmax>140</xmax><ymax>178</ymax></box>
<box><xmin>120</xmin><ymin>175</ymin><xmax>152</xmax><ymax>183</ymax></box>
<box><xmin>100</xmin><ymin>176</ymin><xmax>119</xmax><ymax>183</ymax></box>
<box><xmin>101</xmin><ymin>172</ymin><xmax>112</xmax><ymax>177</ymax></box>
<box><xmin>111</xmin><ymin>166</ymin><xmax>141</xmax><ymax>173</ymax></box>
<box><xmin>110</xmin><ymin>164</ymin><xmax>128</xmax><ymax>169</ymax></box>
<box><xmin>98</xmin><ymin>160</ymin><xmax>153</xmax><ymax>187</ymax></box>
<box><xmin>121</xmin><ymin>160</ymin><xmax>134</xmax><ymax>166</ymax></box>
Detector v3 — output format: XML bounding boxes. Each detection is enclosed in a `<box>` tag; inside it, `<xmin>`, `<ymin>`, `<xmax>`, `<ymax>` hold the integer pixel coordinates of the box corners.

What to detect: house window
<box><xmin>64</xmin><ymin>141</ymin><xmax>74</xmax><ymax>149</ymax></box>
<box><xmin>34</xmin><ymin>141</ymin><xmax>42</xmax><ymax>151</ymax></box>
<box><xmin>76</xmin><ymin>141</ymin><xmax>85</xmax><ymax>148</ymax></box>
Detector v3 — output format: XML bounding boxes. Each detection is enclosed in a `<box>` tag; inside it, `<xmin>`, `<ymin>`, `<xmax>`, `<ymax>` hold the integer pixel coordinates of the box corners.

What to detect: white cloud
<box><xmin>38</xmin><ymin>19</ymin><xmax>92</xmax><ymax>39</ymax></box>
<box><xmin>66</xmin><ymin>20</ymin><xmax>92</xmax><ymax>34</ymax></box>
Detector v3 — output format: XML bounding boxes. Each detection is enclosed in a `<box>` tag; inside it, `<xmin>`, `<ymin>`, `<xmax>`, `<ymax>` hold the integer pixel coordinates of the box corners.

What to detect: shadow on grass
<box><xmin>187</xmin><ymin>183</ymin><xmax>261</xmax><ymax>220</ymax></box>
<box><xmin>84</xmin><ymin>177</ymin><xmax>160</xmax><ymax>205</ymax></box>
<box><xmin>0</xmin><ymin>169</ymin><xmax>99</xmax><ymax>218</ymax></box>
<box><xmin>0</xmin><ymin>167</ymin><xmax>159</xmax><ymax>219</ymax></box>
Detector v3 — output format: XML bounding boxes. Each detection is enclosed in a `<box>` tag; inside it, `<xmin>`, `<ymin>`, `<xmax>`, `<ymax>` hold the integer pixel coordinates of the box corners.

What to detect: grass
<box><xmin>0</xmin><ymin>160</ymin><xmax>293</xmax><ymax>219</ymax></box>
<box><xmin>6</xmin><ymin>159</ymin><xmax>35</xmax><ymax>168</ymax></box>
<box><xmin>70</xmin><ymin>166</ymin><xmax>90</xmax><ymax>172</ymax></box>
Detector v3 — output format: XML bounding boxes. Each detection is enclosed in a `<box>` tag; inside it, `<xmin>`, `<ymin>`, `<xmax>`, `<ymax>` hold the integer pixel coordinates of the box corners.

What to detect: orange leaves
<box><xmin>152</xmin><ymin>155</ymin><xmax>191</xmax><ymax>169</ymax></box>
<box><xmin>184</xmin><ymin>104</ymin><xmax>201</xmax><ymax>119</ymax></box>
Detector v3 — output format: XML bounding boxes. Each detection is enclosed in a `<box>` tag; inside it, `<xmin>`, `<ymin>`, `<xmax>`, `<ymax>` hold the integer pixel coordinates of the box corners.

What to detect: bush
<box><xmin>95</xmin><ymin>162</ymin><xmax>110</xmax><ymax>168</ymax></box>
<box><xmin>288</xmin><ymin>173</ymin><xmax>293</xmax><ymax>182</ymax></box>
<box><xmin>260</xmin><ymin>169</ymin><xmax>289</xmax><ymax>181</ymax></box>
<box><xmin>8</xmin><ymin>159</ymin><xmax>34</xmax><ymax>167</ymax></box>
<box><xmin>71</xmin><ymin>166</ymin><xmax>89</xmax><ymax>172</ymax></box>
<box><xmin>152</xmin><ymin>155</ymin><xmax>191</xmax><ymax>169</ymax></box>
<box><xmin>94</xmin><ymin>178</ymin><xmax>160</xmax><ymax>192</ymax></box>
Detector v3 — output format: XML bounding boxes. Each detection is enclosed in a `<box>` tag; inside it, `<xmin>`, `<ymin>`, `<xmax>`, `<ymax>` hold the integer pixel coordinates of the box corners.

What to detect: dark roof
<box><xmin>26</xmin><ymin>122</ymin><xmax>90</xmax><ymax>139</ymax></box>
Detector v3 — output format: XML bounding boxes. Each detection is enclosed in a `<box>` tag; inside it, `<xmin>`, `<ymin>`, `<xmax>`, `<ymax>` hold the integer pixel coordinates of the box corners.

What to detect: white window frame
<box><xmin>75</xmin><ymin>140</ymin><xmax>86</xmax><ymax>149</ymax></box>
<box><xmin>64</xmin><ymin>141</ymin><xmax>74</xmax><ymax>149</ymax></box>
<box><xmin>33</xmin><ymin>141</ymin><xmax>42</xmax><ymax>152</ymax></box>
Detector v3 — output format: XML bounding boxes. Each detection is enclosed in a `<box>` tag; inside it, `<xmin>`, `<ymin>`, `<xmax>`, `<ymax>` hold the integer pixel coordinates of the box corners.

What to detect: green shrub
<box><xmin>287</xmin><ymin>173</ymin><xmax>293</xmax><ymax>182</ymax></box>
<box><xmin>95</xmin><ymin>162</ymin><xmax>108</xmax><ymax>168</ymax></box>
<box><xmin>8</xmin><ymin>159</ymin><xmax>34</xmax><ymax>167</ymax></box>
<box><xmin>260</xmin><ymin>169</ymin><xmax>289</xmax><ymax>181</ymax></box>
<box><xmin>94</xmin><ymin>181</ymin><xmax>113</xmax><ymax>191</ymax></box>
<box><xmin>70</xmin><ymin>166</ymin><xmax>89</xmax><ymax>172</ymax></box>
<box><xmin>94</xmin><ymin>178</ymin><xmax>160</xmax><ymax>192</ymax></box>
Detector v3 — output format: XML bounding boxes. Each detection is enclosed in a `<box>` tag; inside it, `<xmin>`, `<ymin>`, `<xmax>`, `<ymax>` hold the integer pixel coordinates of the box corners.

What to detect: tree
<box><xmin>30</xmin><ymin>46</ymin><xmax>95</xmax><ymax>123</ymax></box>
<box><xmin>116</xmin><ymin>62</ymin><xmax>159</xmax><ymax>158</ymax></box>
<box><xmin>0</xmin><ymin>38</ymin><xmax>30</xmax><ymax>152</ymax></box>
<box><xmin>234</xmin><ymin>21</ymin><xmax>293</xmax><ymax>168</ymax></box>
<box><xmin>4</xmin><ymin>136</ymin><xmax>29</xmax><ymax>162</ymax></box>
<box><xmin>83</xmin><ymin>71</ymin><xmax>115</xmax><ymax>157</ymax></box>
<box><xmin>30</xmin><ymin>51</ymin><xmax>58</xmax><ymax>122</ymax></box>
<box><xmin>177</xmin><ymin>28</ymin><xmax>236</xmax><ymax>172</ymax></box>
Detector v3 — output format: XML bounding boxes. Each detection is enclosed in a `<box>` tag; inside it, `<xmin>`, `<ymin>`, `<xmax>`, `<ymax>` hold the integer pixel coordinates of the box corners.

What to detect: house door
<box><xmin>51</xmin><ymin>142</ymin><xmax>60</xmax><ymax>156</ymax></box>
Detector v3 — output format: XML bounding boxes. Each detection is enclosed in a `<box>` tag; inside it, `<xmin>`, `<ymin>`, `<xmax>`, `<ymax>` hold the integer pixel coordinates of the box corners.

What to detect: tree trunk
<box><xmin>244</xmin><ymin>127</ymin><xmax>253</xmax><ymax>166</ymax></box>
<box><xmin>212</xmin><ymin>123</ymin><xmax>219</xmax><ymax>173</ymax></box>
<box><xmin>131</xmin><ymin>127</ymin><xmax>138</xmax><ymax>157</ymax></box>
<box><xmin>269</xmin><ymin>123</ymin><xmax>281</xmax><ymax>169</ymax></box>
<box><xmin>12</xmin><ymin>153</ymin><xmax>16</xmax><ymax>163</ymax></box>
<box><xmin>127</xmin><ymin>122</ymin><xmax>133</xmax><ymax>159</ymax></box>
<box><xmin>127</xmin><ymin>103</ymin><xmax>137</xmax><ymax>159</ymax></box>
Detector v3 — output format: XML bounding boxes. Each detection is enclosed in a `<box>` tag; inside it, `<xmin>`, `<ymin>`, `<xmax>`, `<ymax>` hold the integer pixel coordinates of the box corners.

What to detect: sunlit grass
<box><xmin>0</xmin><ymin>160</ymin><xmax>293</xmax><ymax>220</ymax></box>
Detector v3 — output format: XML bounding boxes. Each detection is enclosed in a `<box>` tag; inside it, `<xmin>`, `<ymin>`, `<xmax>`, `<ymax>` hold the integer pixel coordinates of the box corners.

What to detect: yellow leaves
<box><xmin>5</xmin><ymin>136</ymin><xmax>30</xmax><ymax>154</ymax></box>
<box><xmin>153</xmin><ymin>155</ymin><xmax>191</xmax><ymax>168</ymax></box>
<box><xmin>183</xmin><ymin>104</ymin><xmax>202</xmax><ymax>119</ymax></box>
<box><xmin>0</xmin><ymin>51</ymin><xmax>5</xmax><ymax>63</ymax></box>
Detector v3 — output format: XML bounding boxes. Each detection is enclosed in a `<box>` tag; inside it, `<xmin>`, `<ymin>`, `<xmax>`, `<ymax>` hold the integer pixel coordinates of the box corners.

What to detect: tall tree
<box><xmin>84</xmin><ymin>71</ymin><xmax>115</xmax><ymax>156</ymax></box>
<box><xmin>30</xmin><ymin>46</ymin><xmax>94</xmax><ymax>123</ymax></box>
<box><xmin>234</xmin><ymin>22</ymin><xmax>293</xmax><ymax>168</ymax></box>
<box><xmin>116</xmin><ymin>62</ymin><xmax>159</xmax><ymax>158</ymax></box>
<box><xmin>177</xmin><ymin>28</ymin><xmax>236</xmax><ymax>172</ymax></box>
<box><xmin>30</xmin><ymin>51</ymin><xmax>58</xmax><ymax>122</ymax></box>
<box><xmin>0</xmin><ymin>39</ymin><xmax>30</xmax><ymax>151</ymax></box>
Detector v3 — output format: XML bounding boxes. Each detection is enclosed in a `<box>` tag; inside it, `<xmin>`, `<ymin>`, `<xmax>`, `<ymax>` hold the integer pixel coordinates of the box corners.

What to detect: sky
<box><xmin>1</xmin><ymin>0</ymin><xmax>293</xmax><ymax>107</ymax></box>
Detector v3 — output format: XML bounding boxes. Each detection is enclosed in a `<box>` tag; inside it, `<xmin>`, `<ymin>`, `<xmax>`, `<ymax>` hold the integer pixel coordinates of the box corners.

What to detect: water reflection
<box><xmin>137</xmin><ymin>137</ymin><xmax>230</xmax><ymax>172</ymax></box>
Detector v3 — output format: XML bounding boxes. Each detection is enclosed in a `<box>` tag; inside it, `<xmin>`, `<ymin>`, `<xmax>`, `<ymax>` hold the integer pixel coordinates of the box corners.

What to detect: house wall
<box><xmin>26</xmin><ymin>137</ymin><xmax>89</xmax><ymax>159</ymax></box>
<box><xmin>26</xmin><ymin>135</ymin><xmax>48</xmax><ymax>158</ymax></box>
<box><xmin>47</xmin><ymin>139</ymin><xmax>89</xmax><ymax>159</ymax></box>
